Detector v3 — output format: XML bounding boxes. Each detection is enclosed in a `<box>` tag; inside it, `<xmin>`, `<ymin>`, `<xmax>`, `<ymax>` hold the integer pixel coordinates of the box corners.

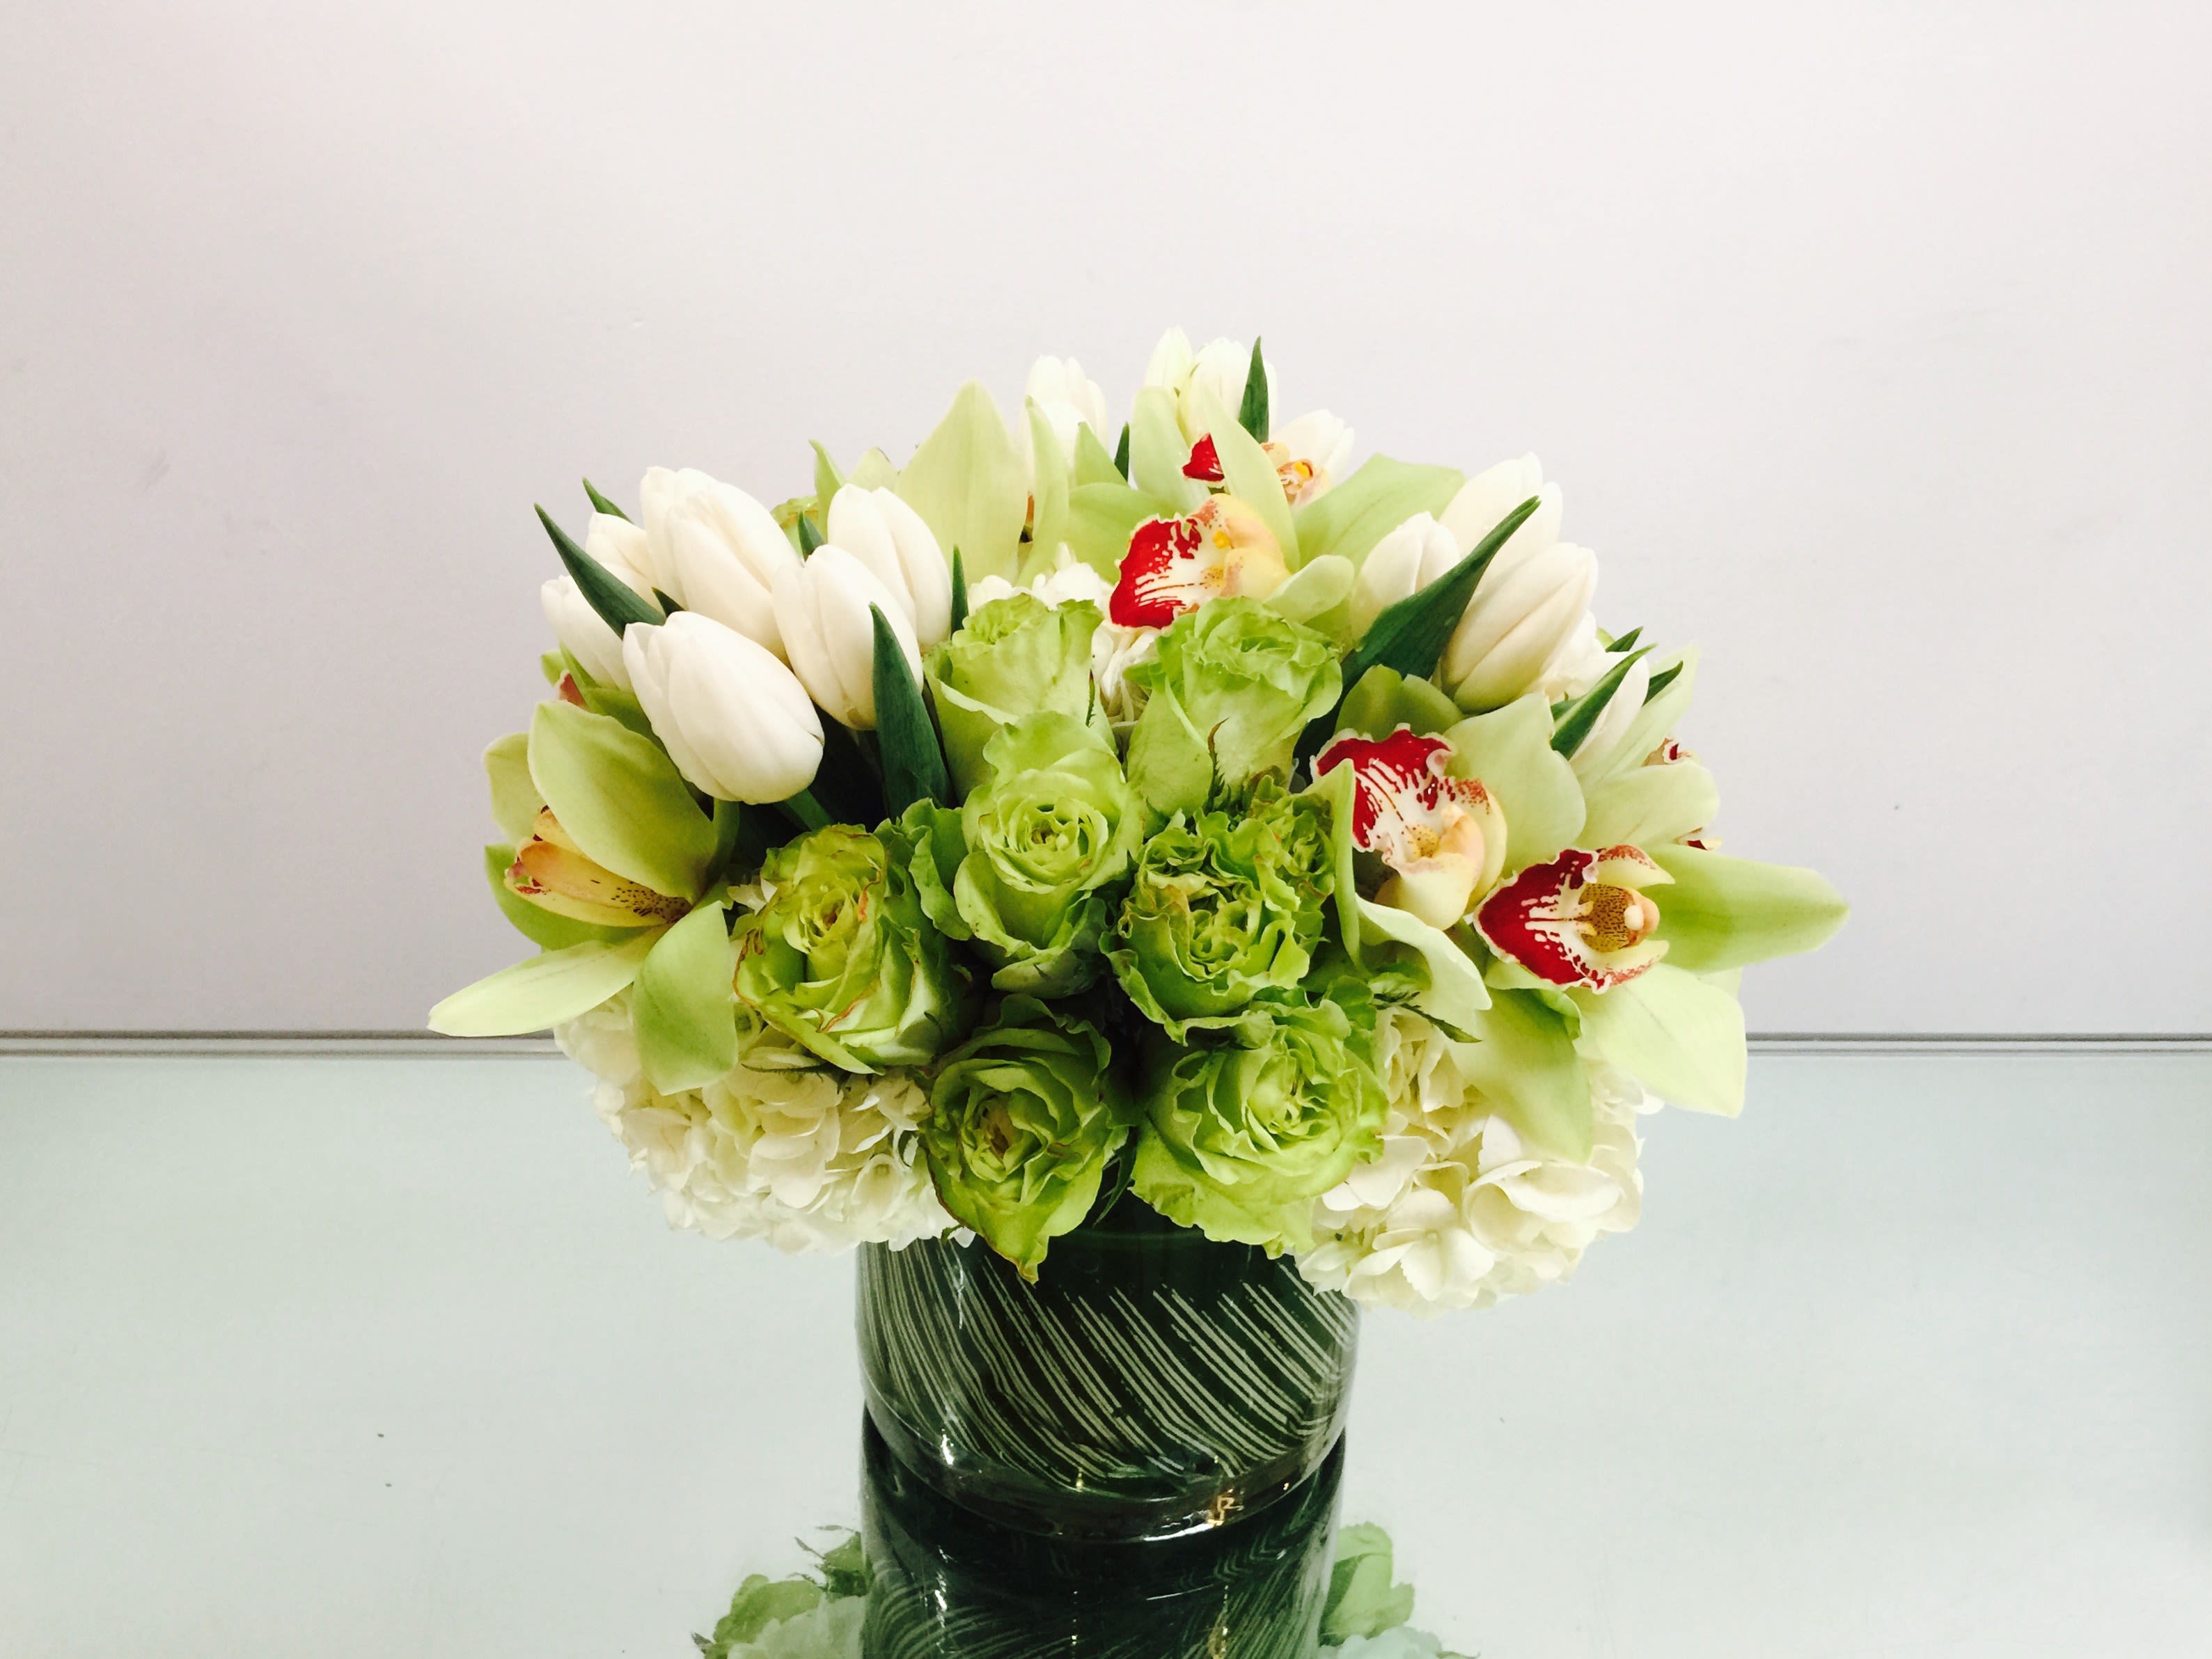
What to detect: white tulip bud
<box><xmin>772</xmin><ymin>544</ymin><xmax>924</xmax><ymax>730</ymax></box>
<box><xmin>1441</xmin><ymin>537</ymin><xmax>1601</xmax><ymax>712</ymax></box>
<box><xmin>540</xmin><ymin>576</ymin><xmax>632</xmax><ymax>689</ymax></box>
<box><xmin>1143</xmin><ymin>327</ymin><xmax>1275</xmax><ymax>441</ymax></box>
<box><xmin>637</xmin><ymin>467</ymin><xmax>801</xmax><ymax>657</ymax></box>
<box><xmin>1568</xmin><ymin>651</ymin><xmax>1653</xmax><ymax>778</ymax></box>
<box><xmin>1014</xmin><ymin>356</ymin><xmax>1111</xmax><ymax>471</ymax></box>
<box><xmin>585</xmin><ymin>512</ymin><xmax>657</xmax><ymax>594</ymax></box>
<box><xmin>621</xmin><ymin>611</ymin><xmax>823</xmax><ymax>803</ymax></box>
<box><xmin>1347</xmin><ymin>512</ymin><xmax>1460</xmax><ymax>635</ymax></box>
<box><xmin>824</xmin><ymin>485</ymin><xmax>952</xmax><ymax>647</ymax></box>
<box><xmin>1438</xmin><ymin>455</ymin><xmax>1565</xmax><ymax>560</ymax></box>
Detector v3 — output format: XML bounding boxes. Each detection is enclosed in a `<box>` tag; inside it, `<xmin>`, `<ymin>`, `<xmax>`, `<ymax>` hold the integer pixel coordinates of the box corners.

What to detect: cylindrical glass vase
<box><xmin>856</xmin><ymin>1202</ymin><xmax>1358</xmax><ymax>1540</ymax></box>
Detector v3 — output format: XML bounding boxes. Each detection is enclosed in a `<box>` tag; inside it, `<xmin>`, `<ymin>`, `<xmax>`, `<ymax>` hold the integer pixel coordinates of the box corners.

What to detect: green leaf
<box><xmin>1459</xmin><ymin>989</ymin><xmax>1594</xmax><ymax>1160</ymax></box>
<box><xmin>1580</xmin><ymin>649</ymin><xmax>1699</xmax><ymax>789</ymax></box>
<box><xmin>795</xmin><ymin>512</ymin><xmax>823</xmax><ymax>555</ymax></box>
<box><xmin>1237</xmin><ymin>335</ymin><xmax>1269</xmax><ymax>441</ymax></box>
<box><xmin>528</xmin><ymin>700</ymin><xmax>717</xmax><ymax>899</ymax></box>
<box><xmin>947</xmin><ymin>547</ymin><xmax>968</xmax><ymax>634</ymax></box>
<box><xmin>1574</xmin><ymin>963</ymin><xmax>1746</xmax><ymax>1115</ymax></box>
<box><xmin>1130</xmin><ymin>386</ymin><xmax>1205</xmax><ymax>511</ymax></box>
<box><xmin>1551</xmin><ymin>646</ymin><xmax>1653</xmax><ymax>758</ymax></box>
<box><xmin>871</xmin><ymin>605</ymin><xmax>948</xmax><ymax>817</ymax></box>
<box><xmin>1291</xmin><ymin>454</ymin><xmax>1463</xmax><ymax>570</ymax></box>
<box><xmin>1649</xmin><ymin>844</ymin><xmax>1849</xmax><ymax>972</ymax></box>
<box><xmin>709</xmin><ymin>797</ymin><xmax>776</xmax><ymax>885</ymax></box>
<box><xmin>428</xmin><ymin>931</ymin><xmax>660</xmax><ymax>1037</ymax></box>
<box><xmin>810</xmin><ymin>439</ymin><xmax>843</xmax><ymax>510</ymax></box>
<box><xmin>1441</xmin><ymin>695</ymin><xmax>1587</xmax><ymax>870</ymax></box>
<box><xmin>1191</xmin><ymin>384</ymin><xmax>1296</xmax><ymax>564</ymax></box>
<box><xmin>651</xmin><ymin>588</ymin><xmax>684</xmax><ymax>615</ymax></box>
<box><xmin>483</xmin><ymin>844</ymin><xmax>631</xmax><ymax>951</ymax></box>
<box><xmin>1112</xmin><ymin>421</ymin><xmax>1131</xmax><ymax>482</ymax></box>
<box><xmin>1644</xmin><ymin>662</ymin><xmax>1681</xmax><ymax>701</ymax></box>
<box><xmin>484</xmin><ymin>731</ymin><xmax>540</xmax><ymax>844</ymax></box>
<box><xmin>894</xmin><ymin>379</ymin><xmax>1028</xmax><ymax>582</ymax></box>
<box><xmin>536</xmin><ymin>505</ymin><xmax>661</xmax><ymax>636</ymax></box>
<box><xmin>1606</xmin><ymin>625</ymin><xmax>1643</xmax><ymax>653</ymax></box>
<box><xmin>707</xmin><ymin>1575</ymin><xmax>826</xmax><ymax>1654</ymax></box>
<box><xmin>581</xmin><ymin>478</ymin><xmax>628</xmax><ymax>521</ymax></box>
<box><xmin>632</xmin><ymin>901</ymin><xmax>739</xmax><ymax>1091</ymax></box>
<box><xmin>1072</xmin><ymin>422</ymin><xmax>1122</xmax><ymax>488</ymax></box>
<box><xmin>1025</xmin><ymin>402</ymin><xmax>1070</xmax><ymax>574</ymax></box>
<box><xmin>1063</xmin><ymin>480</ymin><xmax>1163</xmax><ymax>580</ymax></box>
<box><xmin>1580</xmin><ymin>761</ymin><xmax>1718</xmax><ymax>850</ymax></box>
<box><xmin>558</xmin><ymin>651</ymin><xmax>656</xmax><ymax>739</ymax></box>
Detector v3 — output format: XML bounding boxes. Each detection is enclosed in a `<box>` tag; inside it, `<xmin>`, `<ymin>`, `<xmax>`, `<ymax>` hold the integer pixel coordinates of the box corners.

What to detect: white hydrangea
<box><xmin>1299</xmin><ymin>1009</ymin><xmax>1649</xmax><ymax>1315</ymax></box>
<box><xmin>556</xmin><ymin>1001</ymin><xmax>952</xmax><ymax>1255</ymax></box>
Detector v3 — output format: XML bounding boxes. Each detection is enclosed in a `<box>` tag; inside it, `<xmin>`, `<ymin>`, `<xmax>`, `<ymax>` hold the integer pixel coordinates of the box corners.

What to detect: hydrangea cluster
<box><xmin>437</xmin><ymin>329</ymin><xmax>1846</xmax><ymax>1313</ymax></box>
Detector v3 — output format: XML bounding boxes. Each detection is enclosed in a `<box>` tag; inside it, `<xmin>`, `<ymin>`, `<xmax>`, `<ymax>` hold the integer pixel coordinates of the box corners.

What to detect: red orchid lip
<box><xmin>1182</xmin><ymin>434</ymin><xmax>1225</xmax><ymax>483</ymax></box>
<box><xmin>1108</xmin><ymin>514</ymin><xmax>1211</xmax><ymax>628</ymax></box>
<box><xmin>1475</xmin><ymin>845</ymin><xmax>1666</xmax><ymax>991</ymax></box>
<box><xmin>1315</xmin><ymin>728</ymin><xmax>1466</xmax><ymax>854</ymax></box>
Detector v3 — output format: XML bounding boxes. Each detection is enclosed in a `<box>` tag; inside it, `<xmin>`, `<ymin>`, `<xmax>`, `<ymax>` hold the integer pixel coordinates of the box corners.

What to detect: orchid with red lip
<box><xmin>1107</xmin><ymin>495</ymin><xmax>1287</xmax><ymax>628</ymax></box>
<box><xmin>1474</xmin><ymin>844</ymin><xmax>1672</xmax><ymax>991</ymax></box>
<box><xmin>1315</xmin><ymin>728</ymin><xmax>1506</xmax><ymax>931</ymax></box>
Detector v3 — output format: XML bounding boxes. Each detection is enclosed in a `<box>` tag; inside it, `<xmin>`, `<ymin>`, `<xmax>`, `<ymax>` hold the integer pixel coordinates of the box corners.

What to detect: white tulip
<box><xmin>1143</xmin><ymin>326</ymin><xmax>1275</xmax><ymax>441</ymax></box>
<box><xmin>637</xmin><ymin>466</ymin><xmax>801</xmax><ymax>657</ymax></box>
<box><xmin>1437</xmin><ymin>455</ymin><xmax>1601</xmax><ymax>712</ymax></box>
<box><xmin>586</xmin><ymin>511</ymin><xmax>657</xmax><ymax>594</ymax></box>
<box><xmin>540</xmin><ymin>575</ymin><xmax>632</xmax><ymax>689</ymax></box>
<box><xmin>621</xmin><ymin>611</ymin><xmax>822</xmax><ymax>803</ymax></box>
<box><xmin>1567</xmin><ymin>651</ymin><xmax>1653</xmax><ymax>778</ymax></box>
<box><xmin>1014</xmin><ymin>356</ymin><xmax>1112</xmax><ymax>471</ymax></box>
<box><xmin>1438</xmin><ymin>453</ymin><xmax>1564</xmax><ymax>558</ymax></box>
<box><xmin>772</xmin><ymin>544</ymin><xmax>924</xmax><ymax>730</ymax></box>
<box><xmin>1347</xmin><ymin>512</ymin><xmax>1460</xmax><ymax>635</ymax></box>
<box><xmin>823</xmin><ymin>485</ymin><xmax>952</xmax><ymax>647</ymax></box>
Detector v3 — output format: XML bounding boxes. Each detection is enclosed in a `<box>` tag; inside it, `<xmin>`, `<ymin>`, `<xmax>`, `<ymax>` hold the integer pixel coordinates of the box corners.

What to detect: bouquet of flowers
<box><xmin>434</xmin><ymin>331</ymin><xmax>1846</xmax><ymax>1315</ymax></box>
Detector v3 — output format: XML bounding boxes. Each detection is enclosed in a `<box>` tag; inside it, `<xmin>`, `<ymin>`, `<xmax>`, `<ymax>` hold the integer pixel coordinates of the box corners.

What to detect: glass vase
<box><xmin>856</xmin><ymin>1200</ymin><xmax>1358</xmax><ymax>1541</ymax></box>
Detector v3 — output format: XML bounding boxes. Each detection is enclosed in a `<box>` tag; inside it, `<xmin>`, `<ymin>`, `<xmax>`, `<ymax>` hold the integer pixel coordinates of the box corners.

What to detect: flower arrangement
<box><xmin>434</xmin><ymin>330</ymin><xmax>1846</xmax><ymax>1315</ymax></box>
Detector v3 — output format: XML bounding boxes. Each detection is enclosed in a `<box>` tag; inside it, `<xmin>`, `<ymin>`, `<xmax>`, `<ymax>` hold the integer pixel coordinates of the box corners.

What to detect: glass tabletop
<box><xmin>3</xmin><ymin>1049</ymin><xmax>2206</xmax><ymax>1656</ymax></box>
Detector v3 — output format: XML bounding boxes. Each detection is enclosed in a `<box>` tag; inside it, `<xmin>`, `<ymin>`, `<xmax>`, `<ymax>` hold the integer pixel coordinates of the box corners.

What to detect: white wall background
<box><xmin>1</xmin><ymin>1</ymin><xmax>2205</xmax><ymax>1034</ymax></box>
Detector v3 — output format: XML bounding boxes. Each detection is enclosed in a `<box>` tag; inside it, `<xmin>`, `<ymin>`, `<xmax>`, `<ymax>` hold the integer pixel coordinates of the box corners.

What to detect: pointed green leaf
<box><xmin>1441</xmin><ymin>695</ymin><xmax>1587</xmax><ymax>870</ymax></box>
<box><xmin>483</xmin><ymin>844</ymin><xmax>630</xmax><ymax>951</ymax></box>
<box><xmin>871</xmin><ymin>605</ymin><xmax>948</xmax><ymax>817</ymax></box>
<box><xmin>1459</xmin><ymin>989</ymin><xmax>1593</xmax><ymax>1160</ymax></box>
<box><xmin>1644</xmin><ymin>663</ymin><xmax>1681</xmax><ymax>701</ymax></box>
<box><xmin>632</xmin><ymin>901</ymin><xmax>739</xmax><ymax>1091</ymax></box>
<box><xmin>1291</xmin><ymin>455</ymin><xmax>1464</xmax><ymax>571</ymax></box>
<box><xmin>1607</xmin><ymin>625</ymin><xmax>1642</xmax><ymax>653</ymax></box>
<box><xmin>1130</xmin><ymin>386</ymin><xmax>1205</xmax><ymax>511</ymax></box>
<box><xmin>484</xmin><ymin>732</ymin><xmax>540</xmax><ymax>844</ymax></box>
<box><xmin>528</xmin><ymin>700</ymin><xmax>717</xmax><ymax>899</ymax></box>
<box><xmin>1072</xmin><ymin>422</ymin><xmax>1122</xmax><ymax>488</ymax></box>
<box><xmin>1191</xmin><ymin>384</ymin><xmax>1296</xmax><ymax>564</ymax></box>
<box><xmin>709</xmin><ymin>798</ymin><xmax>776</xmax><ymax>885</ymax></box>
<box><xmin>1112</xmin><ymin>421</ymin><xmax>1131</xmax><ymax>482</ymax></box>
<box><xmin>893</xmin><ymin>379</ymin><xmax>1028</xmax><ymax>582</ymax></box>
<box><xmin>428</xmin><ymin>931</ymin><xmax>660</xmax><ymax>1037</ymax></box>
<box><xmin>1580</xmin><ymin>650</ymin><xmax>1699</xmax><ymax>789</ymax></box>
<box><xmin>947</xmin><ymin>547</ymin><xmax>968</xmax><ymax>635</ymax></box>
<box><xmin>1237</xmin><ymin>335</ymin><xmax>1269</xmax><ymax>441</ymax></box>
<box><xmin>581</xmin><ymin>478</ymin><xmax>628</xmax><ymax>521</ymax></box>
<box><xmin>651</xmin><ymin>588</ymin><xmax>685</xmax><ymax>615</ymax></box>
<box><xmin>810</xmin><ymin>439</ymin><xmax>844</xmax><ymax>510</ymax></box>
<box><xmin>796</xmin><ymin>512</ymin><xmax>823</xmax><ymax>555</ymax></box>
<box><xmin>1574</xmin><ymin>963</ymin><xmax>1746</xmax><ymax>1115</ymax></box>
<box><xmin>1551</xmin><ymin>646</ymin><xmax>1654</xmax><ymax>758</ymax></box>
<box><xmin>537</xmin><ymin>506</ymin><xmax>661</xmax><ymax>635</ymax></box>
<box><xmin>1580</xmin><ymin>762</ymin><xmax>1718</xmax><ymax>850</ymax></box>
<box><xmin>1649</xmin><ymin>844</ymin><xmax>1849</xmax><ymax>972</ymax></box>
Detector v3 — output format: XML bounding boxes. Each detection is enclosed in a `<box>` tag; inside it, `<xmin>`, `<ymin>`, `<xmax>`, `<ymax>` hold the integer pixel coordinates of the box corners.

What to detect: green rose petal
<box><xmin>925</xmin><ymin>594</ymin><xmax>1108</xmax><ymax>801</ymax></box>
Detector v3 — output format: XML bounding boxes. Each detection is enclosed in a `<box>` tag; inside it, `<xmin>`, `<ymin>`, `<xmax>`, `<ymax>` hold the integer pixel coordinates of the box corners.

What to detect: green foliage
<box><xmin>1236</xmin><ymin>335</ymin><xmax>1269</xmax><ymax>441</ymax></box>
<box><xmin>632</xmin><ymin>901</ymin><xmax>739</xmax><ymax>1092</ymax></box>
<box><xmin>528</xmin><ymin>700</ymin><xmax>718</xmax><ymax>902</ymax></box>
<box><xmin>870</xmin><ymin>604</ymin><xmax>949</xmax><ymax>818</ymax></box>
<box><xmin>536</xmin><ymin>505</ymin><xmax>661</xmax><ymax>635</ymax></box>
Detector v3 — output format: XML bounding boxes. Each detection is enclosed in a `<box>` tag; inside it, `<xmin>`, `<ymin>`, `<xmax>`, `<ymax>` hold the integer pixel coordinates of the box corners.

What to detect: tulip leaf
<box><xmin>428</xmin><ymin>931</ymin><xmax>661</xmax><ymax>1037</ymax></box>
<box><xmin>808</xmin><ymin>717</ymin><xmax>884</xmax><ymax>827</ymax></box>
<box><xmin>632</xmin><ymin>901</ymin><xmax>739</xmax><ymax>1092</ymax></box>
<box><xmin>796</xmin><ymin>512</ymin><xmax>824</xmax><ymax>555</ymax></box>
<box><xmin>810</xmin><ymin>439</ymin><xmax>844</xmax><ymax>509</ymax></box>
<box><xmin>1072</xmin><ymin>422</ymin><xmax>1122</xmax><ymax>488</ymax></box>
<box><xmin>1441</xmin><ymin>695</ymin><xmax>1587</xmax><ymax>870</ymax></box>
<box><xmin>871</xmin><ymin>604</ymin><xmax>948</xmax><ymax>817</ymax></box>
<box><xmin>1237</xmin><ymin>336</ymin><xmax>1269</xmax><ymax>441</ymax></box>
<box><xmin>1551</xmin><ymin>646</ymin><xmax>1653</xmax><ymax>758</ymax></box>
<box><xmin>709</xmin><ymin>798</ymin><xmax>776</xmax><ymax>884</ymax></box>
<box><xmin>651</xmin><ymin>588</ymin><xmax>684</xmax><ymax>615</ymax></box>
<box><xmin>581</xmin><ymin>478</ymin><xmax>629</xmax><ymax>521</ymax></box>
<box><xmin>894</xmin><ymin>379</ymin><xmax>1029</xmax><ymax>583</ymax></box>
<box><xmin>1458</xmin><ymin>990</ymin><xmax>1594</xmax><ymax>1161</ymax></box>
<box><xmin>1291</xmin><ymin>454</ymin><xmax>1464</xmax><ymax>572</ymax></box>
<box><xmin>1644</xmin><ymin>661</ymin><xmax>1682</xmax><ymax>702</ymax></box>
<box><xmin>1191</xmin><ymin>384</ymin><xmax>1296</xmax><ymax>565</ymax></box>
<box><xmin>484</xmin><ymin>731</ymin><xmax>540</xmax><ymax>844</ymax></box>
<box><xmin>1579</xmin><ymin>649</ymin><xmax>1699</xmax><ymax>789</ymax></box>
<box><xmin>484</xmin><ymin>844</ymin><xmax>631</xmax><ymax>951</ymax></box>
<box><xmin>778</xmin><ymin>789</ymin><xmax>833</xmax><ymax>832</ymax></box>
<box><xmin>1648</xmin><ymin>844</ymin><xmax>1849</xmax><ymax>972</ymax></box>
<box><xmin>1608</xmin><ymin>625</ymin><xmax>1643</xmax><ymax>653</ymax></box>
<box><xmin>537</xmin><ymin>505</ymin><xmax>662</xmax><ymax>636</ymax></box>
<box><xmin>1130</xmin><ymin>387</ymin><xmax>1205</xmax><ymax>512</ymax></box>
<box><xmin>1296</xmin><ymin>496</ymin><xmax>1541</xmax><ymax>770</ymax></box>
<box><xmin>528</xmin><ymin>700</ymin><xmax>717</xmax><ymax>900</ymax></box>
<box><xmin>1573</xmin><ymin>963</ymin><xmax>1746</xmax><ymax>1116</ymax></box>
<box><xmin>1113</xmin><ymin>422</ymin><xmax>1131</xmax><ymax>482</ymax></box>
<box><xmin>948</xmin><ymin>547</ymin><xmax>968</xmax><ymax>635</ymax></box>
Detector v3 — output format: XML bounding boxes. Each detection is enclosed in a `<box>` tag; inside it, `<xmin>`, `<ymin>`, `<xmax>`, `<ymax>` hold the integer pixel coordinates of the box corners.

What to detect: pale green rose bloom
<box><xmin>1107</xmin><ymin>783</ymin><xmax>1335</xmax><ymax>1038</ymax></box>
<box><xmin>921</xmin><ymin>996</ymin><xmax>1131</xmax><ymax>1277</ymax></box>
<box><xmin>730</xmin><ymin>824</ymin><xmax>969</xmax><ymax>1071</ymax></box>
<box><xmin>949</xmin><ymin>710</ymin><xmax>1144</xmax><ymax>996</ymax></box>
<box><xmin>1130</xmin><ymin>988</ymin><xmax>1386</xmax><ymax>1256</ymax></box>
<box><xmin>1124</xmin><ymin>598</ymin><xmax>1342</xmax><ymax>818</ymax></box>
<box><xmin>925</xmin><ymin>593</ymin><xmax>1108</xmax><ymax>800</ymax></box>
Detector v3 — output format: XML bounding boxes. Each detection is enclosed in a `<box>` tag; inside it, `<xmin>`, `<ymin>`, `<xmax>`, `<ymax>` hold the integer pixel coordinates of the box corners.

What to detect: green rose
<box><xmin>730</xmin><ymin>824</ymin><xmax>969</xmax><ymax>1071</ymax></box>
<box><xmin>922</xmin><ymin>996</ymin><xmax>1131</xmax><ymax>1277</ymax></box>
<box><xmin>925</xmin><ymin>593</ymin><xmax>1109</xmax><ymax>800</ymax></box>
<box><xmin>1107</xmin><ymin>783</ymin><xmax>1336</xmax><ymax>1037</ymax></box>
<box><xmin>947</xmin><ymin>709</ymin><xmax>1144</xmax><ymax>996</ymax></box>
<box><xmin>1124</xmin><ymin>598</ymin><xmax>1342</xmax><ymax>819</ymax></box>
<box><xmin>1129</xmin><ymin>989</ymin><xmax>1386</xmax><ymax>1255</ymax></box>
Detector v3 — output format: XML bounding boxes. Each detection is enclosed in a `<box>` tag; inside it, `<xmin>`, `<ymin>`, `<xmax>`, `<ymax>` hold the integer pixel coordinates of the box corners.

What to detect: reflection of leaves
<box><xmin>1321</xmin><ymin>1523</ymin><xmax>1417</xmax><ymax>1641</ymax></box>
<box><xmin>693</xmin><ymin>1531</ymin><xmax>868</xmax><ymax>1658</ymax></box>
